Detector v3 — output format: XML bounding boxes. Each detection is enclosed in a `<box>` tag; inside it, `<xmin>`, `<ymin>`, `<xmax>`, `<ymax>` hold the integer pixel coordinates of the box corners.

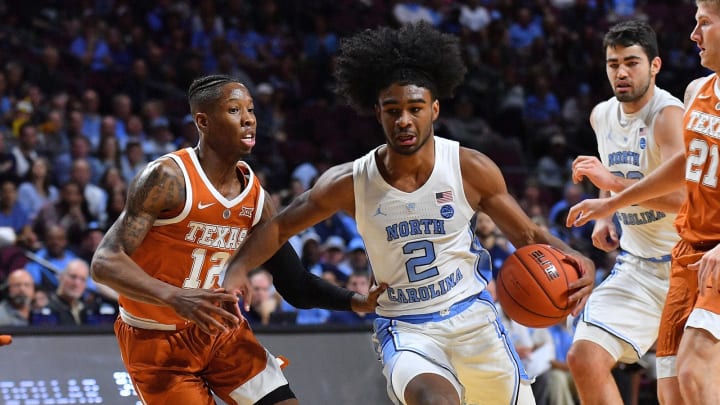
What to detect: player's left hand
<box><xmin>564</xmin><ymin>252</ymin><xmax>596</xmax><ymax>316</ymax></box>
<box><xmin>689</xmin><ymin>245</ymin><xmax>720</xmax><ymax>296</ymax></box>
<box><xmin>350</xmin><ymin>282</ymin><xmax>388</xmax><ymax>313</ymax></box>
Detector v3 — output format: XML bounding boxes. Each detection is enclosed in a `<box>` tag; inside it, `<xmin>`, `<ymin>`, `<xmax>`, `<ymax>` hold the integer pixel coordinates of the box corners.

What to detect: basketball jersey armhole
<box><xmin>154</xmin><ymin>153</ymin><xmax>192</xmax><ymax>226</ymax></box>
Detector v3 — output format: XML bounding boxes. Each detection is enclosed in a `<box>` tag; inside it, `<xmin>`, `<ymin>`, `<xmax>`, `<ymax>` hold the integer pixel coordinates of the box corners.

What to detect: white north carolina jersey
<box><xmin>592</xmin><ymin>86</ymin><xmax>682</xmax><ymax>259</ymax></box>
<box><xmin>353</xmin><ymin>137</ymin><xmax>486</xmax><ymax>317</ymax></box>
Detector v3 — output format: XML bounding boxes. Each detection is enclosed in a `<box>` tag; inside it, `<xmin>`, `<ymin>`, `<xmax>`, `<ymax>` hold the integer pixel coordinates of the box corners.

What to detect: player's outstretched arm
<box><xmin>263</xmin><ymin>242</ymin><xmax>386</xmax><ymax>312</ymax></box>
<box><xmin>91</xmin><ymin>159</ymin><xmax>239</xmax><ymax>334</ymax></box>
<box><xmin>566</xmin><ymin>150</ymin><xmax>686</xmax><ymax>228</ymax></box>
<box><xmin>460</xmin><ymin>147</ymin><xmax>595</xmax><ymax>313</ymax></box>
<box><xmin>223</xmin><ymin>162</ymin><xmax>359</xmax><ymax>308</ymax></box>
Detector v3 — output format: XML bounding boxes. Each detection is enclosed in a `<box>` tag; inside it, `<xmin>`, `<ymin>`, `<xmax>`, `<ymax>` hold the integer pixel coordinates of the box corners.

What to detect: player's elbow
<box><xmin>89</xmin><ymin>250</ymin><xmax>113</xmax><ymax>284</ymax></box>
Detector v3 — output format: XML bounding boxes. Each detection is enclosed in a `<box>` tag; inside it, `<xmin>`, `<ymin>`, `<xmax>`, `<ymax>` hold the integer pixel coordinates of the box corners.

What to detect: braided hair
<box><xmin>188</xmin><ymin>74</ymin><xmax>243</xmax><ymax>113</ymax></box>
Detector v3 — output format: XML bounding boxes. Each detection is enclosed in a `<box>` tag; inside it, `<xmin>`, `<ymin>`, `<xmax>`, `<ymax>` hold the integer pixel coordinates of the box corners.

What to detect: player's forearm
<box><xmin>91</xmin><ymin>249</ymin><xmax>180</xmax><ymax>306</ymax></box>
<box><xmin>263</xmin><ymin>242</ymin><xmax>356</xmax><ymax>310</ymax></box>
<box><xmin>225</xmin><ymin>220</ymin><xmax>286</xmax><ymax>283</ymax></box>
<box><xmin>609</xmin><ymin>151</ymin><xmax>686</xmax><ymax>210</ymax></box>
<box><xmin>606</xmin><ymin>179</ymin><xmax>686</xmax><ymax>212</ymax></box>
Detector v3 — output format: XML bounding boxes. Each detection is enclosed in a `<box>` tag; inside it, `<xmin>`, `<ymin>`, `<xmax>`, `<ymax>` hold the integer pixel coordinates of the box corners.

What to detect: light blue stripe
<box><xmin>619</xmin><ymin>250</ymin><xmax>671</xmax><ymax>263</ymax></box>
<box><xmin>383</xmin><ymin>292</ymin><xmax>489</xmax><ymax>324</ymax></box>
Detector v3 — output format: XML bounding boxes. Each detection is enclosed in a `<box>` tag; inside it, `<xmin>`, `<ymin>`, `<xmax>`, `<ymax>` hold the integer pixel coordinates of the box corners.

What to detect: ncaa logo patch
<box><xmin>440</xmin><ymin>204</ymin><xmax>454</xmax><ymax>219</ymax></box>
<box><xmin>639</xmin><ymin>136</ymin><xmax>646</xmax><ymax>150</ymax></box>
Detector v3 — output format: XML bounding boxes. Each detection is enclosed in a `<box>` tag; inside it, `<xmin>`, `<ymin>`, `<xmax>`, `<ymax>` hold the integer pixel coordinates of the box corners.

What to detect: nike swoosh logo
<box><xmin>198</xmin><ymin>202</ymin><xmax>215</xmax><ymax>209</ymax></box>
<box><xmin>698</xmin><ymin>94</ymin><xmax>711</xmax><ymax>99</ymax></box>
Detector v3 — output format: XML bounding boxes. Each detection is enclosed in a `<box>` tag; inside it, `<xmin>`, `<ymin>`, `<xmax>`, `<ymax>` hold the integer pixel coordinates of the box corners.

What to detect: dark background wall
<box><xmin>0</xmin><ymin>329</ymin><xmax>393</xmax><ymax>405</ymax></box>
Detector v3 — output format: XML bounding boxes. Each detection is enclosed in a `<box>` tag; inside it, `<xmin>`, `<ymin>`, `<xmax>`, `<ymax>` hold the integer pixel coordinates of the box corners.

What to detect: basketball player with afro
<box><xmin>223</xmin><ymin>22</ymin><xmax>596</xmax><ymax>405</ymax></box>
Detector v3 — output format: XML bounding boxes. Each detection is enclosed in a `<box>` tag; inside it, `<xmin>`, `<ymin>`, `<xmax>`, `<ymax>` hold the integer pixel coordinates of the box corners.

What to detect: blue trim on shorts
<box><xmin>619</xmin><ymin>250</ymin><xmax>671</xmax><ymax>263</ymax></box>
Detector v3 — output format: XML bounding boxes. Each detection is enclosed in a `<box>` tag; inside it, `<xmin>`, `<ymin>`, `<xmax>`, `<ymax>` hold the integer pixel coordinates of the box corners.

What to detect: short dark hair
<box><xmin>188</xmin><ymin>75</ymin><xmax>242</xmax><ymax>113</ymax></box>
<box><xmin>333</xmin><ymin>22</ymin><xmax>467</xmax><ymax>113</ymax></box>
<box><xmin>603</xmin><ymin>19</ymin><xmax>659</xmax><ymax>60</ymax></box>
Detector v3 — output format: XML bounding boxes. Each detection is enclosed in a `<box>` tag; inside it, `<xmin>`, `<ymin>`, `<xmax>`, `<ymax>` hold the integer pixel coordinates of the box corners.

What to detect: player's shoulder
<box><xmin>458</xmin><ymin>146</ymin><xmax>499</xmax><ymax>175</ymax></box>
<box><xmin>684</xmin><ymin>73</ymin><xmax>716</xmax><ymax>104</ymax></box>
<box><xmin>589</xmin><ymin>97</ymin><xmax>616</xmax><ymax>121</ymax></box>
<box><xmin>128</xmin><ymin>155</ymin><xmax>186</xmax><ymax>202</ymax></box>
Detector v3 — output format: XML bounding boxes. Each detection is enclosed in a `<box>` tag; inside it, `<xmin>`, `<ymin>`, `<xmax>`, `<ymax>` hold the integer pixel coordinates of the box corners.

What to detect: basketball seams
<box><xmin>496</xmin><ymin>244</ymin><xmax>577</xmax><ymax>327</ymax></box>
<box><xmin>497</xmin><ymin>271</ymin><xmax>564</xmax><ymax>326</ymax></box>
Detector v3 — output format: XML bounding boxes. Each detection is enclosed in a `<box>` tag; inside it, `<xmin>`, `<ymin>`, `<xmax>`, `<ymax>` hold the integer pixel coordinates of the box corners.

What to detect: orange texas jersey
<box><xmin>677</xmin><ymin>74</ymin><xmax>720</xmax><ymax>245</ymax></box>
<box><xmin>120</xmin><ymin>148</ymin><xmax>264</xmax><ymax>329</ymax></box>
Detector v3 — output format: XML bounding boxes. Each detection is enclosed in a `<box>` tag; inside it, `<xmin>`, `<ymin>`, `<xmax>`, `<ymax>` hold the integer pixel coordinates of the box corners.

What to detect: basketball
<box><xmin>496</xmin><ymin>244</ymin><xmax>581</xmax><ymax>328</ymax></box>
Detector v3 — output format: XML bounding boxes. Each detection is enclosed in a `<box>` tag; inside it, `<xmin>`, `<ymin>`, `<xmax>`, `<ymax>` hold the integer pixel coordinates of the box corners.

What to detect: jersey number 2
<box><xmin>403</xmin><ymin>240</ymin><xmax>439</xmax><ymax>282</ymax></box>
<box><xmin>182</xmin><ymin>249</ymin><xmax>230</xmax><ymax>289</ymax></box>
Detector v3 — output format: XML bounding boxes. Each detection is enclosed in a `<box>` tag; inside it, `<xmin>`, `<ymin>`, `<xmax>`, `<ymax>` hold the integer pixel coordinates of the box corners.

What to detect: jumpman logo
<box><xmin>374</xmin><ymin>205</ymin><xmax>387</xmax><ymax>216</ymax></box>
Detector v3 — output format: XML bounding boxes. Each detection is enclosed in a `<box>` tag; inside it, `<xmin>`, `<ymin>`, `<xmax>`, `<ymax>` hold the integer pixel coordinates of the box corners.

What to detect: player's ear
<box><xmin>432</xmin><ymin>99</ymin><xmax>440</xmax><ymax>122</ymax></box>
<box><xmin>650</xmin><ymin>56</ymin><xmax>661</xmax><ymax>76</ymax></box>
<box><xmin>196</xmin><ymin>113</ymin><xmax>209</xmax><ymax>131</ymax></box>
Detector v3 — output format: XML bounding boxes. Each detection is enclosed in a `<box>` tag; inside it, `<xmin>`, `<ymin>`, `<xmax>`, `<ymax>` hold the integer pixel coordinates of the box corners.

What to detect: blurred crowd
<box><xmin>0</xmin><ymin>1</ymin><xmax>705</xmax><ymax>403</ymax></box>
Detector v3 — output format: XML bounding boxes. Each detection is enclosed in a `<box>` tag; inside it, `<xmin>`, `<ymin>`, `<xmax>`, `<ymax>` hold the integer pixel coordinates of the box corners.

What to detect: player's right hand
<box><xmin>168</xmin><ymin>288</ymin><xmax>240</xmax><ymax>335</ymax></box>
<box><xmin>565</xmin><ymin>198</ymin><xmax>613</xmax><ymax>228</ymax></box>
<box><xmin>571</xmin><ymin>156</ymin><xmax>615</xmax><ymax>190</ymax></box>
<box><xmin>591</xmin><ymin>218</ymin><xmax>620</xmax><ymax>252</ymax></box>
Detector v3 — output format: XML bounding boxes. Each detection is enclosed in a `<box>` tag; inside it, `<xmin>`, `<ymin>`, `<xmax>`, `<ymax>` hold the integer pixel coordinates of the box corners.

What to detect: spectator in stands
<box><xmin>27</xmin><ymin>45</ymin><xmax>69</xmax><ymax>96</ymax></box>
<box><xmin>69</xmin><ymin>158</ymin><xmax>108</xmax><ymax>227</ymax></box>
<box><xmin>73</xmin><ymin>221</ymin><xmax>104</xmax><ymax>264</ymax></box>
<box><xmin>176</xmin><ymin>114</ymin><xmax>200</xmax><ymax>149</ymax></box>
<box><xmin>120</xmin><ymin>140</ymin><xmax>147</xmax><ymax>184</ymax></box>
<box><xmin>0</xmin><ymin>268</ymin><xmax>34</xmax><ymax>326</ymax></box>
<box><xmin>53</xmin><ymin>135</ymin><xmax>103</xmax><ymax>186</ymax></box>
<box><xmin>518</xmin><ymin>177</ymin><xmax>552</xmax><ymax>218</ymax></box>
<box><xmin>524</xmin><ymin>75</ymin><xmax>562</xmax><ymax>136</ymax></box>
<box><xmin>44</xmin><ymin>259</ymin><xmax>92</xmax><ymax>325</ymax></box>
<box><xmin>508</xmin><ymin>7</ymin><xmax>544</xmax><ymax>50</ymax></box>
<box><xmin>10</xmin><ymin>100</ymin><xmax>34</xmax><ymax>138</ymax></box>
<box><xmin>320</xmin><ymin>235</ymin><xmax>352</xmax><ymax>282</ymax></box>
<box><xmin>0</xmin><ymin>72</ymin><xmax>13</xmax><ymax>125</ymax></box>
<box><xmin>475</xmin><ymin>211</ymin><xmax>515</xmax><ymax>277</ymax></box>
<box><xmin>459</xmin><ymin>0</ymin><xmax>492</xmax><ymax>33</ymax></box>
<box><xmin>124</xmin><ymin>114</ymin><xmax>147</xmax><ymax>144</ymax></box>
<box><xmin>0</xmin><ymin>136</ymin><xmax>17</xmax><ymax>185</ymax></box>
<box><xmin>344</xmin><ymin>238</ymin><xmax>372</xmax><ymax>276</ymax></box>
<box><xmin>241</xmin><ymin>268</ymin><xmax>284</xmax><ymax>326</ymax></box>
<box><xmin>392</xmin><ymin>1</ymin><xmax>442</xmax><ymax>26</ymax></box>
<box><xmin>80</xmin><ymin>89</ymin><xmax>102</xmax><ymax>148</ymax></box>
<box><xmin>536</xmin><ymin>133</ymin><xmax>574</xmax><ymax>202</ymax></box>
<box><xmin>11</xmin><ymin>123</ymin><xmax>40</xmax><ymax>181</ymax></box>
<box><xmin>313</xmin><ymin>212</ymin><xmax>360</xmax><ymax>245</ymax></box>
<box><xmin>25</xmin><ymin>224</ymin><xmax>78</xmax><ymax>291</ymax></box>
<box><xmin>69</xmin><ymin>15</ymin><xmax>111</xmax><ymax>73</ymax></box>
<box><xmin>546</xmin><ymin>322</ymin><xmax>579</xmax><ymax>405</ymax></box>
<box><xmin>38</xmin><ymin>109</ymin><xmax>71</xmax><ymax>161</ymax></box>
<box><xmin>549</xmin><ymin>181</ymin><xmax>593</xmax><ymax>250</ymax></box>
<box><xmin>96</xmin><ymin>133</ymin><xmax>123</xmax><ymax>173</ymax></box>
<box><xmin>17</xmin><ymin>157</ymin><xmax>58</xmax><ymax>221</ymax></box>
<box><xmin>327</xmin><ymin>270</ymin><xmax>377</xmax><ymax>325</ymax></box>
<box><xmin>110</xmin><ymin>93</ymin><xmax>133</xmax><ymax>147</ymax></box>
<box><xmin>33</xmin><ymin>180</ymin><xmax>96</xmax><ymax>246</ymax></box>
<box><xmin>0</xmin><ymin>180</ymin><xmax>31</xmax><ymax>236</ymax></box>
<box><xmin>143</xmin><ymin>116</ymin><xmax>176</xmax><ymax>160</ymax></box>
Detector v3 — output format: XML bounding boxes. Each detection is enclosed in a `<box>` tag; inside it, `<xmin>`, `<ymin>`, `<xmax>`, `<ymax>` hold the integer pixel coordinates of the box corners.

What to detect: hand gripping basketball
<box><xmin>496</xmin><ymin>244</ymin><xmax>581</xmax><ymax>328</ymax></box>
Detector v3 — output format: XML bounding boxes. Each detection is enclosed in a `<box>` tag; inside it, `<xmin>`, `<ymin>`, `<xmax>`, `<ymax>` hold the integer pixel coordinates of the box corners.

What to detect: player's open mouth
<box><xmin>396</xmin><ymin>134</ymin><xmax>416</xmax><ymax>145</ymax></box>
